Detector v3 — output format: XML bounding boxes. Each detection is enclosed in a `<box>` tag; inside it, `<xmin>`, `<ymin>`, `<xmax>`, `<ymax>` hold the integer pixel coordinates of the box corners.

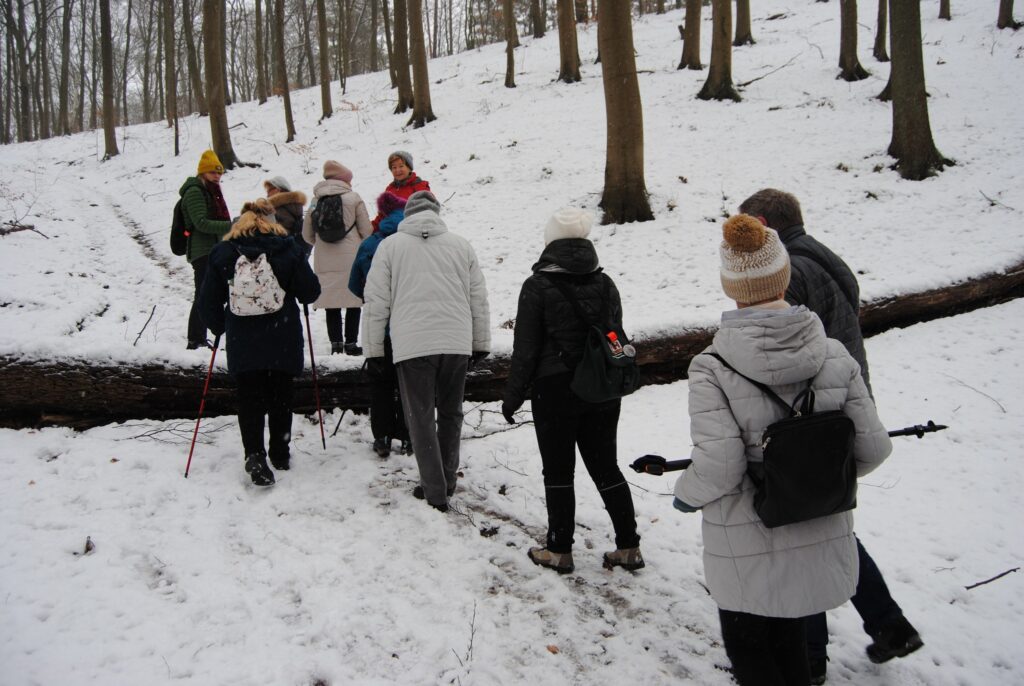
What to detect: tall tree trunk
<box><xmin>733</xmin><ymin>0</ymin><xmax>753</xmax><ymax>46</ymax></box>
<box><xmin>573</xmin><ymin>0</ymin><xmax>585</xmax><ymax>22</ymax></box>
<box><xmin>406</xmin><ymin>0</ymin><xmax>436</xmax><ymax>126</ymax></box>
<box><xmin>1</xmin><ymin>38</ymin><xmax>10</xmax><ymax>143</ymax></box>
<box><xmin>140</xmin><ymin>0</ymin><xmax>155</xmax><ymax>123</ymax></box>
<box><xmin>598</xmin><ymin>0</ymin><xmax>652</xmax><ymax>224</ymax></box>
<box><xmin>530</xmin><ymin>0</ymin><xmax>544</xmax><ymax>37</ymax></box>
<box><xmin>164</xmin><ymin>0</ymin><xmax>179</xmax><ymax>153</ymax></box>
<box><xmin>370</xmin><ymin>0</ymin><xmax>378</xmax><ymax>70</ymax></box>
<box><xmin>316</xmin><ymin>0</ymin><xmax>333</xmax><ymax>118</ymax></box>
<box><xmin>120</xmin><ymin>0</ymin><xmax>133</xmax><ymax>126</ymax></box>
<box><xmin>203</xmin><ymin>0</ymin><xmax>238</xmax><ymax>163</ymax></box>
<box><xmin>57</xmin><ymin>0</ymin><xmax>73</xmax><ymax>134</ymax></box>
<box><xmin>382</xmin><ymin>0</ymin><xmax>396</xmax><ymax>86</ymax></box>
<box><xmin>503</xmin><ymin>0</ymin><xmax>515</xmax><ymax>87</ymax></box>
<box><xmin>76</xmin><ymin>0</ymin><xmax>86</xmax><ymax>130</ymax></box>
<box><xmin>997</xmin><ymin>0</ymin><xmax>1019</xmax><ymax>29</ymax></box>
<box><xmin>872</xmin><ymin>0</ymin><xmax>888</xmax><ymax>62</ymax></box>
<box><xmin>938</xmin><ymin>0</ymin><xmax>950</xmax><ymax>20</ymax></box>
<box><xmin>392</xmin><ymin>0</ymin><xmax>414</xmax><ymax>112</ymax></box>
<box><xmin>697</xmin><ymin>0</ymin><xmax>739</xmax><ymax>101</ymax></box>
<box><xmin>838</xmin><ymin>0</ymin><xmax>869</xmax><ymax>81</ymax></box>
<box><xmin>89</xmin><ymin>0</ymin><xmax>98</xmax><ymax>129</ymax></box>
<box><xmin>11</xmin><ymin>0</ymin><xmax>33</xmax><ymax>140</ymax></box>
<box><xmin>271</xmin><ymin>0</ymin><xmax>295</xmax><ymax>141</ymax></box>
<box><xmin>679</xmin><ymin>0</ymin><xmax>702</xmax><ymax>70</ymax></box>
<box><xmin>254</xmin><ymin>0</ymin><xmax>266</xmax><ymax>102</ymax></box>
<box><xmin>887</xmin><ymin>0</ymin><xmax>948</xmax><ymax>180</ymax></box>
<box><xmin>182</xmin><ymin>0</ymin><xmax>208</xmax><ymax>115</ymax></box>
<box><xmin>556</xmin><ymin>0</ymin><xmax>580</xmax><ymax>82</ymax></box>
<box><xmin>155</xmin><ymin>0</ymin><xmax>163</xmax><ymax>119</ymax></box>
<box><xmin>300</xmin><ymin>0</ymin><xmax>317</xmax><ymax>87</ymax></box>
<box><xmin>36</xmin><ymin>0</ymin><xmax>53</xmax><ymax>138</ymax></box>
<box><xmin>99</xmin><ymin>0</ymin><xmax>119</xmax><ymax>157</ymax></box>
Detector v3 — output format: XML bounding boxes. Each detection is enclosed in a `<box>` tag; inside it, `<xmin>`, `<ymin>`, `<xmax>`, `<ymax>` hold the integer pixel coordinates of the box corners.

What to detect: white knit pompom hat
<box><xmin>544</xmin><ymin>208</ymin><xmax>594</xmax><ymax>245</ymax></box>
<box><xmin>719</xmin><ymin>214</ymin><xmax>791</xmax><ymax>304</ymax></box>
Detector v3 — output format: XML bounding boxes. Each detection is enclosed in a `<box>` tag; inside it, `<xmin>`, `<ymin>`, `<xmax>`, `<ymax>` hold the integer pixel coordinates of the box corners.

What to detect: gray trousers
<box><xmin>395</xmin><ymin>354</ymin><xmax>468</xmax><ymax>505</ymax></box>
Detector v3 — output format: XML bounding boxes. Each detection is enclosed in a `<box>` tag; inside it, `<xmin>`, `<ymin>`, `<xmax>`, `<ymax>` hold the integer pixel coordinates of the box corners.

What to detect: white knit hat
<box><xmin>544</xmin><ymin>208</ymin><xmax>594</xmax><ymax>245</ymax></box>
<box><xmin>719</xmin><ymin>214</ymin><xmax>791</xmax><ymax>304</ymax></box>
<box><xmin>263</xmin><ymin>175</ymin><xmax>292</xmax><ymax>193</ymax></box>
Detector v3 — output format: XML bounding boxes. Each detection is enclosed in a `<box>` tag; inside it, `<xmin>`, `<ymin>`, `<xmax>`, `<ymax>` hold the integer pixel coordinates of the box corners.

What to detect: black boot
<box><xmin>866</xmin><ymin>616</ymin><xmax>923</xmax><ymax>663</ymax></box>
<box><xmin>244</xmin><ymin>450</ymin><xmax>275</xmax><ymax>486</ymax></box>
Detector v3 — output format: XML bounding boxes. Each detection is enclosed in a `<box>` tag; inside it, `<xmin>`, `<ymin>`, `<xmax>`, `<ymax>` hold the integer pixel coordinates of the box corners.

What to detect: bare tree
<box><xmin>57</xmin><ymin>0</ymin><xmax>74</xmax><ymax>134</ymax></box>
<box><xmin>888</xmin><ymin>0</ymin><xmax>949</xmax><ymax>179</ymax></box>
<box><xmin>733</xmin><ymin>0</ymin><xmax>754</xmax><ymax>46</ymax></box>
<box><xmin>597</xmin><ymin>0</ymin><xmax>652</xmax><ymax>224</ymax></box>
<box><xmin>162</xmin><ymin>0</ymin><xmax>176</xmax><ymax>135</ymax></box>
<box><xmin>120</xmin><ymin>0</ymin><xmax>133</xmax><ymax>126</ymax></box>
<box><xmin>503</xmin><ymin>0</ymin><xmax>516</xmax><ymax>87</ymax></box>
<box><xmin>270</xmin><ymin>0</ymin><xmax>295</xmax><ymax>141</ymax></box>
<box><xmin>316</xmin><ymin>0</ymin><xmax>333</xmax><ymax>119</ymax></box>
<box><xmin>99</xmin><ymin>0</ymin><xmax>118</xmax><ymax>157</ymax></box>
<box><xmin>406</xmin><ymin>0</ymin><xmax>436</xmax><ymax>126</ymax></box>
<box><xmin>938</xmin><ymin>0</ymin><xmax>950</xmax><ymax>20</ymax></box>
<box><xmin>382</xmin><ymin>0</ymin><xmax>397</xmax><ymax>86</ymax></box>
<box><xmin>838</xmin><ymin>0</ymin><xmax>869</xmax><ymax>81</ymax></box>
<box><xmin>182</xmin><ymin>0</ymin><xmax>208</xmax><ymax>115</ymax></box>
<box><xmin>35</xmin><ymin>0</ymin><xmax>53</xmax><ymax>138</ymax></box>
<box><xmin>697</xmin><ymin>0</ymin><xmax>739</xmax><ymax>101</ymax></box>
<box><xmin>254</xmin><ymin>0</ymin><xmax>267</xmax><ymax>103</ymax></box>
<box><xmin>203</xmin><ymin>0</ymin><xmax>238</xmax><ymax>164</ymax></box>
<box><xmin>872</xmin><ymin>0</ymin><xmax>888</xmax><ymax>62</ymax></box>
<box><xmin>530</xmin><ymin>0</ymin><xmax>544</xmax><ymax>37</ymax></box>
<box><xmin>556</xmin><ymin>0</ymin><xmax>580</xmax><ymax>82</ymax></box>
<box><xmin>679</xmin><ymin>0</ymin><xmax>702</xmax><ymax>70</ymax></box>
<box><xmin>369</xmin><ymin>0</ymin><xmax>378</xmax><ymax>70</ymax></box>
<box><xmin>392</xmin><ymin>0</ymin><xmax>414</xmax><ymax>112</ymax></box>
<box><xmin>997</xmin><ymin>0</ymin><xmax>1019</xmax><ymax>29</ymax></box>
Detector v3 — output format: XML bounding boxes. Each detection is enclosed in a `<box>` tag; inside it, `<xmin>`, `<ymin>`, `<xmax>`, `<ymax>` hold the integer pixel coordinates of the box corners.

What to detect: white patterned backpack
<box><xmin>229</xmin><ymin>248</ymin><xmax>285</xmax><ymax>316</ymax></box>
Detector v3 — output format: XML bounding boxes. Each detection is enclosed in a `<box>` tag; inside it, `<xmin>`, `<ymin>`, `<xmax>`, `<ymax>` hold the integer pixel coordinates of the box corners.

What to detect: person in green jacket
<box><xmin>181</xmin><ymin>149</ymin><xmax>232</xmax><ymax>349</ymax></box>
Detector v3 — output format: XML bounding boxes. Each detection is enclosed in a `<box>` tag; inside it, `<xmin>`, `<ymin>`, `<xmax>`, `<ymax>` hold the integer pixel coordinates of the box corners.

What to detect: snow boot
<box><xmin>411</xmin><ymin>485</ymin><xmax>448</xmax><ymax>512</ymax></box>
<box><xmin>400</xmin><ymin>440</ymin><xmax>414</xmax><ymax>455</ymax></box>
<box><xmin>373</xmin><ymin>437</ymin><xmax>391</xmax><ymax>458</ymax></box>
<box><xmin>244</xmin><ymin>450</ymin><xmax>275</xmax><ymax>486</ymax></box>
<box><xmin>331</xmin><ymin>342</ymin><xmax>345</xmax><ymax>355</ymax></box>
<box><xmin>344</xmin><ymin>343</ymin><xmax>363</xmax><ymax>356</ymax></box>
<box><xmin>269</xmin><ymin>449</ymin><xmax>290</xmax><ymax>471</ymax></box>
<box><xmin>866</xmin><ymin>616</ymin><xmax>923</xmax><ymax>664</ymax></box>
<box><xmin>602</xmin><ymin>547</ymin><xmax>645</xmax><ymax>571</ymax></box>
<box><xmin>528</xmin><ymin>547</ymin><xmax>574</xmax><ymax>574</ymax></box>
<box><xmin>808</xmin><ymin>656</ymin><xmax>827</xmax><ymax>685</ymax></box>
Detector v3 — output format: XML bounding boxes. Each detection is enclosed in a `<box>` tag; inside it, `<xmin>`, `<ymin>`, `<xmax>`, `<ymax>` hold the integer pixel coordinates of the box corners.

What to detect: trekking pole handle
<box><xmin>630</xmin><ymin>455</ymin><xmax>692</xmax><ymax>475</ymax></box>
<box><xmin>887</xmin><ymin>420</ymin><xmax>948</xmax><ymax>439</ymax></box>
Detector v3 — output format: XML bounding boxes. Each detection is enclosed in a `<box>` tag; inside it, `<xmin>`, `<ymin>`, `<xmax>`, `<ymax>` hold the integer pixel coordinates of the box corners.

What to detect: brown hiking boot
<box><xmin>602</xmin><ymin>547</ymin><xmax>645</xmax><ymax>571</ymax></box>
<box><xmin>528</xmin><ymin>547</ymin><xmax>574</xmax><ymax>574</ymax></box>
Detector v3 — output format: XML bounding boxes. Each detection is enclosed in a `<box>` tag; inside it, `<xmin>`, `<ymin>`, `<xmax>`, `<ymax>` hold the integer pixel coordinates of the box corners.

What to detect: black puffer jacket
<box><xmin>779</xmin><ymin>224</ymin><xmax>870</xmax><ymax>393</ymax></box>
<box><xmin>503</xmin><ymin>238</ymin><xmax>624</xmax><ymax>411</ymax></box>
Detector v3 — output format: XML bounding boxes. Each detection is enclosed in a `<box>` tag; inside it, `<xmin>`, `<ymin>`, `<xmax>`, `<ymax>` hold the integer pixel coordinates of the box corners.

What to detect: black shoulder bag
<box><xmin>708</xmin><ymin>353</ymin><xmax>857</xmax><ymax>528</ymax></box>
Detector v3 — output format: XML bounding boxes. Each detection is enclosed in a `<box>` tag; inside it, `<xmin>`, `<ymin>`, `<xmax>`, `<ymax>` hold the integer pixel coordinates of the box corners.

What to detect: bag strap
<box><xmin>706</xmin><ymin>352</ymin><xmax>813</xmax><ymax>417</ymax></box>
<box><xmin>787</xmin><ymin>247</ymin><xmax>858</xmax><ymax>311</ymax></box>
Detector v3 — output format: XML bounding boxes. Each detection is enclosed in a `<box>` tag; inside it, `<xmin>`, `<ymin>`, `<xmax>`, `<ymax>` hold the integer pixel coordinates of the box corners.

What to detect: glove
<box><xmin>365</xmin><ymin>357</ymin><xmax>387</xmax><ymax>379</ymax></box>
<box><xmin>469</xmin><ymin>350</ymin><xmax>489</xmax><ymax>369</ymax></box>
<box><xmin>630</xmin><ymin>454</ymin><xmax>667</xmax><ymax>475</ymax></box>
<box><xmin>501</xmin><ymin>402</ymin><xmax>517</xmax><ymax>425</ymax></box>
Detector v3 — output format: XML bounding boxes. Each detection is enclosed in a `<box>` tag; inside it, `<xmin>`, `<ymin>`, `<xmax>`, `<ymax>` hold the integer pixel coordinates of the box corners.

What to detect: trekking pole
<box><xmin>303</xmin><ymin>303</ymin><xmax>327</xmax><ymax>450</ymax></box>
<box><xmin>887</xmin><ymin>420</ymin><xmax>947</xmax><ymax>438</ymax></box>
<box><xmin>631</xmin><ymin>420</ymin><xmax>950</xmax><ymax>477</ymax></box>
<box><xmin>184</xmin><ymin>334</ymin><xmax>221</xmax><ymax>479</ymax></box>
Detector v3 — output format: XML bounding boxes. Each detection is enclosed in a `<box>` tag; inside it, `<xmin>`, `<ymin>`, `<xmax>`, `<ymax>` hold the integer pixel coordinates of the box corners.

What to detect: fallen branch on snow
<box><xmin>965</xmin><ymin>567</ymin><xmax>1019</xmax><ymax>591</ymax></box>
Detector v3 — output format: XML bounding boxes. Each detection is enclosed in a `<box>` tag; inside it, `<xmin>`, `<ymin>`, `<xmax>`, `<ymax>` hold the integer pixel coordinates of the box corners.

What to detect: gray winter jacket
<box><xmin>361</xmin><ymin>202</ymin><xmax>490</xmax><ymax>364</ymax></box>
<box><xmin>675</xmin><ymin>302</ymin><xmax>892</xmax><ymax>618</ymax></box>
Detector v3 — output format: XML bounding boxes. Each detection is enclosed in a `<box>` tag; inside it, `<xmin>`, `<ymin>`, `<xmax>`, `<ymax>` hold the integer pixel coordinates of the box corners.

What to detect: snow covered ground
<box><xmin>1</xmin><ymin>1</ymin><xmax>1023</xmax><ymax>684</ymax></box>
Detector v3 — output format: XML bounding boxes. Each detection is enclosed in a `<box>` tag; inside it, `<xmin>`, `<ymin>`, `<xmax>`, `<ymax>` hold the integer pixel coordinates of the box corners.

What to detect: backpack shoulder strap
<box><xmin>787</xmin><ymin>246</ymin><xmax>858</xmax><ymax>311</ymax></box>
<box><xmin>705</xmin><ymin>352</ymin><xmax>806</xmax><ymax>417</ymax></box>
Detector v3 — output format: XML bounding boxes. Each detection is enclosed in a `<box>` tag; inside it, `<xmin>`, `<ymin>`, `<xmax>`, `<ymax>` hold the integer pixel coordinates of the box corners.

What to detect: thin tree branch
<box><xmin>964</xmin><ymin>567</ymin><xmax>1019</xmax><ymax>591</ymax></box>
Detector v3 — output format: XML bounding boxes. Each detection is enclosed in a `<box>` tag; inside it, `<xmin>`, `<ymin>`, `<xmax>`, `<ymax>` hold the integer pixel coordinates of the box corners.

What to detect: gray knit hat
<box><xmin>263</xmin><ymin>175</ymin><xmax>292</xmax><ymax>193</ymax></box>
<box><xmin>719</xmin><ymin>214</ymin><xmax>791</xmax><ymax>304</ymax></box>
<box><xmin>404</xmin><ymin>191</ymin><xmax>441</xmax><ymax>217</ymax></box>
<box><xmin>388</xmin><ymin>150</ymin><xmax>414</xmax><ymax>170</ymax></box>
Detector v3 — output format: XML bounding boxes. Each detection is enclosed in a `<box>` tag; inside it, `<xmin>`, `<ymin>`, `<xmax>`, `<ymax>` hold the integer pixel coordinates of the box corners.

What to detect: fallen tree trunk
<box><xmin>2</xmin><ymin>259</ymin><xmax>1022</xmax><ymax>429</ymax></box>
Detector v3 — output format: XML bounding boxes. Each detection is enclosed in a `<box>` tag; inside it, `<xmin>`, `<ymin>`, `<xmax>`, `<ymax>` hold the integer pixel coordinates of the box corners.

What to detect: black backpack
<box><xmin>311</xmin><ymin>194</ymin><xmax>355</xmax><ymax>243</ymax></box>
<box><xmin>170</xmin><ymin>185</ymin><xmax>211</xmax><ymax>256</ymax></box>
<box><xmin>547</xmin><ymin>276</ymin><xmax>640</xmax><ymax>404</ymax></box>
<box><xmin>708</xmin><ymin>353</ymin><xmax>857</xmax><ymax>528</ymax></box>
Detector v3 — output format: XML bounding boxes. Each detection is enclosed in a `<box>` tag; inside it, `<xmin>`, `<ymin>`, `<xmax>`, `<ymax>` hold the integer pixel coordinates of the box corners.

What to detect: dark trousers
<box><xmin>719</xmin><ymin>609</ymin><xmax>810</xmax><ymax>686</ymax></box>
<box><xmin>531</xmin><ymin>373</ymin><xmax>639</xmax><ymax>554</ymax></box>
<box><xmin>805</xmin><ymin>536</ymin><xmax>904</xmax><ymax>660</ymax></box>
<box><xmin>325</xmin><ymin>307</ymin><xmax>361</xmax><ymax>344</ymax></box>
<box><xmin>369</xmin><ymin>337</ymin><xmax>407</xmax><ymax>442</ymax></box>
<box><xmin>396</xmin><ymin>354</ymin><xmax>468</xmax><ymax>505</ymax></box>
<box><xmin>187</xmin><ymin>255</ymin><xmax>209</xmax><ymax>344</ymax></box>
<box><xmin>236</xmin><ymin>370</ymin><xmax>294</xmax><ymax>460</ymax></box>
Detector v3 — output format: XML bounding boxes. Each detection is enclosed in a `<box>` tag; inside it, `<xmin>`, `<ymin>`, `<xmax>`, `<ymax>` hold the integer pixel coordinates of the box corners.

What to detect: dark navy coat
<box><xmin>349</xmin><ymin>208</ymin><xmax>404</xmax><ymax>300</ymax></box>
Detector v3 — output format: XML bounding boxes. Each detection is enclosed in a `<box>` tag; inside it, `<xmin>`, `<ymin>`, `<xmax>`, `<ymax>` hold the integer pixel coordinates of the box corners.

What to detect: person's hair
<box><xmin>738</xmin><ymin>188</ymin><xmax>803</xmax><ymax>230</ymax></box>
<box><xmin>223</xmin><ymin>199</ymin><xmax>288</xmax><ymax>240</ymax></box>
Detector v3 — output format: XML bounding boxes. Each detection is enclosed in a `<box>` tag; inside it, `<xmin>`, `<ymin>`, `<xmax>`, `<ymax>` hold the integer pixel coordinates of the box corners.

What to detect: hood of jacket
<box><xmin>178</xmin><ymin>175</ymin><xmax>206</xmax><ymax>197</ymax></box>
<box><xmin>531</xmin><ymin>238</ymin><xmax>600</xmax><ymax>275</ymax></box>
<box><xmin>313</xmin><ymin>178</ymin><xmax>351</xmax><ymax>198</ymax></box>
<box><xmin>227</xmin><ymin>233</ymin><xmax>297</xmax><ymax>260</ymax></box>
<box><xmin>712</xmin><ymin>305</ymin><xmax>828</xmax><ymax>386</ymax></box>
<box><xmin>268</xmin><ymin>190</ymin><xmax>307</xmax><ymax>208</ymax></box>
<box><xmin>398</xmin><ymin>208</ymin><xmax>447</xmax><ymax>239</ymax></box>
<box><xmin>378</xmin><ymin>209</ymin><xmax>405</xmax><ymax>236</ymax></box>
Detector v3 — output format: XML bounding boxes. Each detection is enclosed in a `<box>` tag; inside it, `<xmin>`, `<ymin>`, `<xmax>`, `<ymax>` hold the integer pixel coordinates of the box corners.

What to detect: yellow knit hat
<box><xmin>197</xmin><ymin>149</ymin><xmax>224</xmax><ymax>175</ymax></box>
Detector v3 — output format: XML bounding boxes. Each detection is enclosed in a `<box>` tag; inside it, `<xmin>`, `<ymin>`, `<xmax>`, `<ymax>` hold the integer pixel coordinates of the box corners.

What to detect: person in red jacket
<box><xmin>371</xmin><ymin>151</ymin><xmax>431</xmax><ymax>230</ymax></box>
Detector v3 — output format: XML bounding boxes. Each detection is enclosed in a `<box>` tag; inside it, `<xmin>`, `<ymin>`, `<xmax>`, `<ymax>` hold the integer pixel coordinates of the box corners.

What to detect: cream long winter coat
<box><xmin>675</xmin><ymin>303</ymin><xmax>892</xmax><ymax>618</ymax></box>
<box><xmin>361</xmin><ymin>205</ymin><xmax>490</xmax><ymax>364</ymax></box>
<box><xmin>301</xmin><ymin>179</ymin><xmax>373</xmax><ymax>309</ymax></box>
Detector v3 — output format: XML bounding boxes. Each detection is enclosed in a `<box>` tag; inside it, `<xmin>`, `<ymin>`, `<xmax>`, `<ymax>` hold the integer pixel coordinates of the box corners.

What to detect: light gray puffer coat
<box><xmin>301</xmin><ymin>179</ymin><xmax>372</xmax><ymax>309</ymax></box>
<box><xmin>361</xmin><ymin>206</ymin><xmax>490</xmax><ymax>364</ymax></box>
<box><xmin>675</xmin><ymin>303</ymin><xmax>892</xmax><ymax>618</ymax></box>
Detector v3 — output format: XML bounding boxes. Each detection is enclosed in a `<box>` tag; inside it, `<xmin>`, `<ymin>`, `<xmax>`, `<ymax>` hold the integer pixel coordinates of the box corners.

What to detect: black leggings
<box><xmin>236</xmin><ymin>370</ymin><xmax>293</xmax><ymax>460</ymax></box>
<box><xmin>719</xmin><ymin>609</ymin><xmax>809</xmax><ymax>686</ymax></box>
<box><xmin>325</xmin><ymin>308</ymin><xmax>361</xmax><ymax>344</ymax></box>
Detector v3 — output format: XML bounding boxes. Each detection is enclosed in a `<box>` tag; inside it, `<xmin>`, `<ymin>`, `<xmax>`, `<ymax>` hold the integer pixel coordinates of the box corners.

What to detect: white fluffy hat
<box><xmin>544</xmin><ymin>208</ymin><xmax>594</xmax><ymax>245</ymax></box>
